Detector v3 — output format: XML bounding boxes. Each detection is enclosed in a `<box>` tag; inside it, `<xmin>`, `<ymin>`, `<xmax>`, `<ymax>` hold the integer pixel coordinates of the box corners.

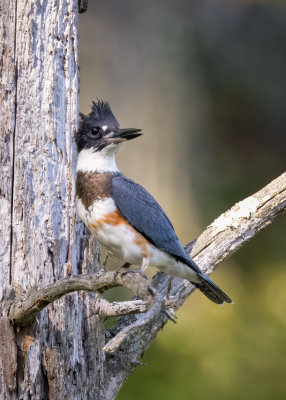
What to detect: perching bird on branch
<box><xmin>76</xmin><ymin>100</ymin><xmax>232</xmax><ymax>304</ymax></box>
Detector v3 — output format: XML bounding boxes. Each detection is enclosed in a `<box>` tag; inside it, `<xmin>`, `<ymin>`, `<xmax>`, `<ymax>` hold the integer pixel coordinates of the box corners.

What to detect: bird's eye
<box><xmin>92</xmin><ymin>127</ymin><xmax>100</xmax><ymax>135</ymax></box>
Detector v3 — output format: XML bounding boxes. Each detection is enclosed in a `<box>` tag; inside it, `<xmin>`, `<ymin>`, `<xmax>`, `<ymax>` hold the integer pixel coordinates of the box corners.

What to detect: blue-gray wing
<box><xmin>112</xmin><ymin>174</ymin><xmax>199</xmax><ymax>270</ymax></box>
<box><xmin>112</xmin><ymin>175</ymin><xmax>234</xmax><ymax>304</ymax></box>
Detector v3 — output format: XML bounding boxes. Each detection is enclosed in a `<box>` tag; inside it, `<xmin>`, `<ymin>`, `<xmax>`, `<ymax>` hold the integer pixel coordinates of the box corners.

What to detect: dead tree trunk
<box><xmin>0</xmin><ymin>1</ymin><xmax>105</xmax><ymax>398</ymax></box>
<box><xmin>1</xmin><ymin>1</ymin><xmax>286</xmax><ymax>400</ymax></box>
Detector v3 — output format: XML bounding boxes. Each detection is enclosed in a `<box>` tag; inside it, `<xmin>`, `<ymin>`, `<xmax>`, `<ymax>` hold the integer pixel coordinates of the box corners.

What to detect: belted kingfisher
<box><xmin>76</xmin><ymin>100</ymin><xmax>232</xmax><ymax>304</ymax></box>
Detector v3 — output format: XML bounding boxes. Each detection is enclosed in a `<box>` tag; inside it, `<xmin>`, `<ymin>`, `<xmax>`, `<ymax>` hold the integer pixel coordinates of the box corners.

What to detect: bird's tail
<box><xmin>192</xmin><ymin>273</ymin><xmax>232</xmax><ymax>305</ymax></box>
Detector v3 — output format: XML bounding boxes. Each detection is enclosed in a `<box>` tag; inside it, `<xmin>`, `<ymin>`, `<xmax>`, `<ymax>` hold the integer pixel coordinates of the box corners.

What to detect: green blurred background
<box><xmin>79</xmin><ymin>1</ymin><xmax>286</xmax><ymax>399</ymax></box>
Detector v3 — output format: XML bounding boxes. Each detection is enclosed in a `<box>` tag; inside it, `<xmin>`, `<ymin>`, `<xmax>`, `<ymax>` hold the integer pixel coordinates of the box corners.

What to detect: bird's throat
<box><xmin>76</xmin><ymin>146</ymin><xmax>119</xmax><ymax>173</ymax></box>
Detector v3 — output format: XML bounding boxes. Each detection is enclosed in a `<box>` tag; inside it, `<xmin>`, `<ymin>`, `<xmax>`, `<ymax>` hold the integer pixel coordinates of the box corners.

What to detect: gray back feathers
<box><xmin>112</xmin><ymin>174</ymin><xmax>197</xmax><ymax>268</ymax></box>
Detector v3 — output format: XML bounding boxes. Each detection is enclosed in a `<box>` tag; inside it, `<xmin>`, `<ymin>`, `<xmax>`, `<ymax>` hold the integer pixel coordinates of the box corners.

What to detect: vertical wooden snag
<box><xmin>0</xmin><ymin>0</ymin><xmax>105</xmax><ymax>398</ymax></box>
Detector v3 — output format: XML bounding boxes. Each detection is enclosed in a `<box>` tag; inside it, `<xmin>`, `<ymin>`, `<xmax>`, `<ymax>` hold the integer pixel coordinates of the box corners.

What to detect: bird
<box><xmin>75</xmin><ymin>100</ymin><xmax>232</xmax><ymax>305</ymax></box>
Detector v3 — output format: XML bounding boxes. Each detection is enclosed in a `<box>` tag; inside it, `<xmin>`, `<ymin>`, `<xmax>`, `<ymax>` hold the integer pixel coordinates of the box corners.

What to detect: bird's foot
<box><xmin>121</xmin><ymin>258</ymin><xmax>149</xmax><ymax>277</ymax></box>
<box><xmin>120</xmin><ymin>259</ymin><xmax>156</xmax><ymax>297</ymax></box>
<box><xmin>120</xmin><ymin>262</ymin><xmax>131</xmax><ymax>270</ymax></box>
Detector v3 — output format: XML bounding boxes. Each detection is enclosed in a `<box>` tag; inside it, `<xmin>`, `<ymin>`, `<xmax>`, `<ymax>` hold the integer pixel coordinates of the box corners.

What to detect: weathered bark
<box><xmin>0</xmin><ymin>0</ymin><xmax>16</xmax><ymax>304</ymax></box>
<box><xmin>0</xmin><ymin>1</ymin><xmax>104</xmax><ymax>399</ymax></box>
<box><xmin>0</xmin><ymin>0</ymin><xmax>18</xmax><ymax>395</ymax></box>
<box><xmin>1</xmin><ymin>1</ymin><xmax>286</xmax><ymax>400</ymax></box>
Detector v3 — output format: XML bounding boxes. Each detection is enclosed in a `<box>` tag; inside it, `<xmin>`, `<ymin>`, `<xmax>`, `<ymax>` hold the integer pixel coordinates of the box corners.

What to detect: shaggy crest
<box><xmin>91</xmin><ymin>100</ymin><xmax>113</xmax><ymax>120</ymax></box>
<box><xmin>79</xmin><ymin>100</ymin><xmax>116</xmax><ymax>124</ymax></box>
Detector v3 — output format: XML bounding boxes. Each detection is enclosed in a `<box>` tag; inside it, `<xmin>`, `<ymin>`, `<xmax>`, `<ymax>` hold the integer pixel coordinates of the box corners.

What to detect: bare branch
<box><xmin>104</xmin><ymin>293</ymin><xmax>165</xmax><ymax>354</ymax></box>
<box><xmin>144</xmin><ymin>172</ymin><xmax>286</xmax><ymax>314</ymax></box>
<box><xmin>9</xmin><ymin>270</ymin><xmax>154</xmax><ymax>328</ymax></box>
<box><xmin>93</xmin><ymin>298</ymin><xmax>148</xmax><ymax>319</ymax></box>
<box><xmin>166</xmin><ymin>171</ymin><xmax>286</xmax><ymax>309</ymax></box>
<box><xmin>190</xmin><ymin>171</ymin><xmax>286</xmax><ymax>272</ymax></box>
<box><xmin>7</xmin><ymin>172</ymin><xmax>286</xmax><ymax>381</ymax></box>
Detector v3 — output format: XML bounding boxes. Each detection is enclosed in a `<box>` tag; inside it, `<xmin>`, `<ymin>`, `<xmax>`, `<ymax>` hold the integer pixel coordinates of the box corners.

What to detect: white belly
<box><xmin>77</xmin><ymin>197</ymin><xmax>149</xmax><ymax>264</ymax></box>
<box><xmin>77</xmin><ymin>197</ymin><xmax>199</xmax><ymax>282</ymax></box>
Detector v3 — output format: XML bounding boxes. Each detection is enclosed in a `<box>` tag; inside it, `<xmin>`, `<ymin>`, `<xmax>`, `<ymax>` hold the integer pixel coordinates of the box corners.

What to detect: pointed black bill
<box><xmin>115</xmin><ymin>128</ymin><xmax>143</xmax><ymax>141</ymax></box>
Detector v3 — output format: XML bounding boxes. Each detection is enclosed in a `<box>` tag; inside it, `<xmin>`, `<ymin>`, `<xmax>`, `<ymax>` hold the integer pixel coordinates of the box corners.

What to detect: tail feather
<box><xmin>193</xmin><ymin>273</ymin><xmax>232</xmax><ymax>305</ymax></box>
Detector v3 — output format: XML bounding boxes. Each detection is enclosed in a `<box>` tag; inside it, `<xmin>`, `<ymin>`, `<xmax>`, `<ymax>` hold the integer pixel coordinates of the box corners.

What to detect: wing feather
<box><xmin>112</xmin><ymin>174</ymin><xmax>198</xmax><ymax>269</ymax></box>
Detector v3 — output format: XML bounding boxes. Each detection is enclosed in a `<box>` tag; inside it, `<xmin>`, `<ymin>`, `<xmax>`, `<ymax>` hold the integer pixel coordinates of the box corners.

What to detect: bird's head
<box><xmin>76</xmin><ymin>100</ymin><xmax>142</xmax><ymax>153</ymax></box>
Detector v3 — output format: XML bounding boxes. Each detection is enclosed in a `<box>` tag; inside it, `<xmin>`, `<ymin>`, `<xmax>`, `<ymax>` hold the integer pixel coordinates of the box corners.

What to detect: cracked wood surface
<box><xmin>0</xmin><ymin>0</ymin><xmax>16</xmax><ymax>301</ymax></box>
<box><xmin>0</xmin><ymin>1</ymin><xmax>105</xmax><ymax>399</ymax></box>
